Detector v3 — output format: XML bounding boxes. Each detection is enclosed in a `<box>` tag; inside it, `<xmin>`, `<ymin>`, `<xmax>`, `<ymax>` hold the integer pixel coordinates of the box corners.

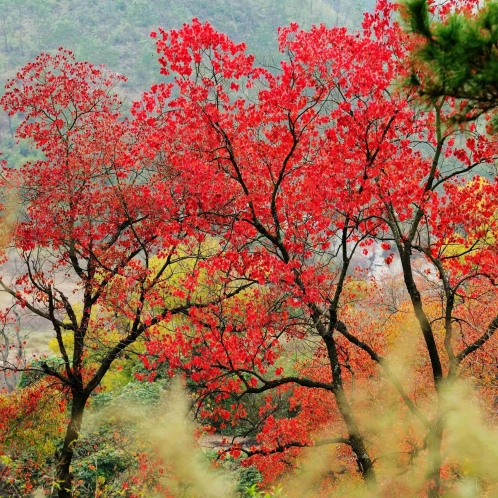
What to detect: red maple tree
<box><xmin>0</xmin><ymin>49</ymin><xmax>252</xmax><ymax>496</ymax></box>
<box><xmin>140</xmin><ymin>1</ymin><xmax>498</xmax><ymax>495</ymax></box>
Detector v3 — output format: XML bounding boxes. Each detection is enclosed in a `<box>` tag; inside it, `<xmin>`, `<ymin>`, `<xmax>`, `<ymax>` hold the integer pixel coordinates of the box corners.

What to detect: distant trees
<box><xmin>0</xmin><ymin>0</ymin><xmax>367</xmax><ymax>160</ymax></box>
<box><xmin>0</xmin><ymin>0</ymin><xmax>363</xmax><ymax>92</ymax></box>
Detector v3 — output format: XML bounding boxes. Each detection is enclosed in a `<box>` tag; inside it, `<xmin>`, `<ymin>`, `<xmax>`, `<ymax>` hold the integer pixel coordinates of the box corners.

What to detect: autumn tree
<box><xmin>138</xmin><ymin>2</ymin><xmax>498</xmax><ymax>496</ymax></box>
<box><xmin>136</xmin><ymin>4</ymin><xmax>421</xmax><ymax>491</ymax></box>
<box><xmin>0</xmin><ymin>49</ymin><xmax>254</xmax><ymax>497</ymax></box>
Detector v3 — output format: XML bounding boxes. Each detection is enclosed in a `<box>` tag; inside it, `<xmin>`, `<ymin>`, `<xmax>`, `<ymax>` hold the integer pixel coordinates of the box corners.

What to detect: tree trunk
<box><xmin>55</xmin><ymin>391</ymin><xmax>88</xmax><ymax>498</ymax></box>
<box><xmin>323</xmin><ymin>333</ymin><xmax>377</xmax><ymax>490</ymax></box>
<box><xmin>427</xmin><ymin>416</ymin><xmax>444</xmax><ymax>498</ymax></box>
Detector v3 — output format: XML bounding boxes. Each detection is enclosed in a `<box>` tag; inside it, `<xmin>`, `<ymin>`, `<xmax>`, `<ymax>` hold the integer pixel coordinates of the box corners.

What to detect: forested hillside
<box><xmin>0</xmin><ymin>0</ymin><xmax>373</xmax><ymax>164</ymax></box>
<box><xmin>0</xmin><ymin>0</ymin><xmax>373</xmax><ymax>89</ymax></box>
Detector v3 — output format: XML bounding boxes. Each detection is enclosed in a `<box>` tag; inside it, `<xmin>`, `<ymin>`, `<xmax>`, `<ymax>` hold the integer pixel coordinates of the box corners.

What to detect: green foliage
<box><xmin>92</xmin><ymin>379</ymin><xmax>168</xmax><ymax>408</ymax></box>
<box><xmin>74</xmin><ymin>445</ymin><xmax>130</xmax><ymax>494</ymax></box>
<box><xmin>245</xmin><ymin>483</ymin><xmax>284</xmax><ymax>498</ymax></box>
<box><xmin>73</xmin><ymin>380</ymin><xmax>171</xmax><ymax>494</ymax></box>
<box><xmin>118</xmin><ymin>380</ymin><xmax>165</xmax><ymax>405</ymax></box>
<box><xmin>237</xmin><ymin>466</ymin><xmax>263</xmax><ymax>495</ymax></box>
<box><xmin>404</xmin><ymin>0</ymin><xmax>432</xmax><ymax>39</ymax></box>
<box><xmin>17</xmin><ymin>357</ymin><xmax>62</xmax><ymax>388</ymax></box>
<box><xmin>404</xmin><ymin>0</ymin><xmax>498</xmax><ymax>118</ymax></box>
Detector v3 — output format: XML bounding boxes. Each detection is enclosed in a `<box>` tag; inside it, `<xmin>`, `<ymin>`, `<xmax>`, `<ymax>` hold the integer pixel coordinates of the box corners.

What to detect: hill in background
<box><xmin>0</xmin><ymin>0</ymin><xmax>374</xmax><ymax>162</ymax></box>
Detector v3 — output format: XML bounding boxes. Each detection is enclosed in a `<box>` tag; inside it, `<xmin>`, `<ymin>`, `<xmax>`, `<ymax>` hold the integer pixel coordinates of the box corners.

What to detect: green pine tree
<box><xmin>404</xmin><ymin>0</ymin><xmax>498</xmax><ymax>120</ymax></box>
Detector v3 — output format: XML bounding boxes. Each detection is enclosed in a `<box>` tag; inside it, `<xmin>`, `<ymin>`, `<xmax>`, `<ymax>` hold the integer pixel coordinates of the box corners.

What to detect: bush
<box><xmin>237</xmin><ymin>466</ymin><xmax>263</xmax><ymax>496</ymax></box>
